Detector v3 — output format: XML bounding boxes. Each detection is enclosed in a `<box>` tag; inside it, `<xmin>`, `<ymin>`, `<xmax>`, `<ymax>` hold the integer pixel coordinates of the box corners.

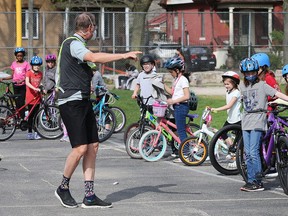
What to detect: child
<box><xmin>132</xmin><ymin>54</ymin><xmax>157</xmax><ymax>110</ymax></box>
<box><xmin>43</xmin><ymin>54</ymin><xmax>57</xmax><ymax>94</ymax></box>
<box><xmin>211</xmin><ymin>71</ymin><xmax>241</xmax><ymax>152</ymax></box>
<box><xmin>239</xmin><ymin>57</ymin><xmax>288</xmax><ymax>192</ymax></box>
<box><xmin>282</xmin><ymin>64</ymin><xmax>288</xmax><ymax>95</ymax></box>
<box><xmin>25</xmin><ymin>56</ymin><xmax>43</xmax><ymax>140</ymax></box>
<box><xmin>164</xmin><ymin>56</ymin><xmax>190</xmax><ymax>162</ymax></box>
<box><xmin>1</xmin><ymin>47</ymin><xmax>30</xmax><ymax>119</ymax></box>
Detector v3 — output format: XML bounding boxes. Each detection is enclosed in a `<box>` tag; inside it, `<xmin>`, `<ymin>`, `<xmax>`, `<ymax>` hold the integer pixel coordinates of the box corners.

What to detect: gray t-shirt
<box><xmin>240</xmin><ymin>81</ymin><xmax>277</xmax><ymax>131</ymax></box>
<box><xmin>136</xmin><ymin>71</ymin><xmax>157</xmax><ymax>105</ymax></box>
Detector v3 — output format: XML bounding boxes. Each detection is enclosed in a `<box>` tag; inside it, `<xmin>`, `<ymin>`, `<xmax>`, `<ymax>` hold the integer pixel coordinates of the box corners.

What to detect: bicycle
<box><xmin>0</xmin><ymin>86</ymin><xmax>62</xmax><ymax>141</ymax></box>
<box><xmin>208</xmin><ymin>124</ymin><xmax>242</xmax><ymax>175</ymax></box>
<box><xmin>0</xmin><ymin>81</ymin><xmax>19</xmax><ymax>110</ymax></box>
<box><xmin>91</xmin><ymin>88</ymin><xmax>116</xmax><ymax>142</ymax></box>
<box><xmin>125</xmin><ymin>96</ymin><xmax>200</xmax><ymax>159</ymax></box>
<box><xmin>138</xmin><ymin>100</ymin><xmax>208</xmax><ymax>164</ymax></box>
<box><xmin>236</xmin><ymin>103</ymin><xmax>288</xmax><ymax>195</ymax></box>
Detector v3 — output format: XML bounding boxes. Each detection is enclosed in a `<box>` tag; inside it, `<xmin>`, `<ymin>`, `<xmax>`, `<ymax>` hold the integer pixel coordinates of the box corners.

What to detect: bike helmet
<box><xmin>140</xmin><ymin>54</ymin><xmax>155</xmax><ymax>66</ymax></box>
<box><xmin>282</xmin><ymin>64</ymin><xmax>288</xmax><ymax>77</ymax></box>
<box><xmin>251</xmin><ymin>53</ymin><xmax>270</xmax><ymax>67</ymax></box>
<box><xmin>164</xmin><ymin>56</ymin><xmax>184</xmax><ymax>71</ymax></box>
<box><xmin>239</xmin><ymin>58</ymin><xmax>259</xmax><ymax>73</ymax></box>
<box><xmin>45</xmin><ymin>54</ymin><xmax>57</xmax><ymax>62</ymax></box>
<box><xmin>222</xmin><ymin>71</ymin><xmax>240</xmax><ymax>85</ymax></box>
<box><xmin>14</xmin><ymin>47</ymin><xmax>26</xmax><ymax>56</ymax></box>
<box><xmin>30</xmin><ymin>56</ymin><xmax>43</xmax><ymax>66</ymax></box>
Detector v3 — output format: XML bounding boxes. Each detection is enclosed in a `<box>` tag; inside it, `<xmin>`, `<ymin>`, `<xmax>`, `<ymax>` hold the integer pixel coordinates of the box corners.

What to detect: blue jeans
<box><xmin>242</xmin><ymin>130</ymin><xmax>263</xmax><ymax>183</ymax></box>
<box><xmin>173</xmin><ymin>103</ymin><xmax>189</xmax><ymax>143</ymax></box>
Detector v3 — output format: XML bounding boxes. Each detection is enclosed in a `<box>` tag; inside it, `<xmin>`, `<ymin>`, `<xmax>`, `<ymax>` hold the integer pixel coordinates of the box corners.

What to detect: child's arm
<box><xmin>132</xmin><ymin>84</ymin><xmax>140</xmax><ymax>99</ymax></box>
<box><xmin>275</xmin><ymin>91</ymin><xmax>288</xmax><ymax>102</ymax></box>
<box><xmin>211</xmin><ymin>97</ymin><xmax>237</xmax><ymax>112</ymax></box>
<box><xmin>25</xmin><ymin>76</ymin><xmax>40</xmax><ymax>92</ymax></box>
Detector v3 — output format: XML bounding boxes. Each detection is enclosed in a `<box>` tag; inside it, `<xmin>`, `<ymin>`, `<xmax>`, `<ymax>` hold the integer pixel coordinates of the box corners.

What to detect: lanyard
<box><xmin>172</xmin><ymin>75</ymin><xmax>182</xmax><ymax>95</ymax></box>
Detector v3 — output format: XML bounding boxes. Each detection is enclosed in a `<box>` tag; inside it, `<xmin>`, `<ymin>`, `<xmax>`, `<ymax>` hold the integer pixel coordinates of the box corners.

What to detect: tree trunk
<box><xmin>283</xmin><ymin>0</ymin><xmax>288</xmax><ymax>64</ymax></box>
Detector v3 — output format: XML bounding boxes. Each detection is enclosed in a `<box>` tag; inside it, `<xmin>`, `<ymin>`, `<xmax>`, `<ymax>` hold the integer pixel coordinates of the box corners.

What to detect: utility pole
<box><xmin>16</xmin><ymin>0</ymin><xmax>22</xmax><ymax>47</ymax></box>
<box><xmin>28</xmin><ymin>0</ymin><xmax>34</xmax><ymax>60</ymax></box>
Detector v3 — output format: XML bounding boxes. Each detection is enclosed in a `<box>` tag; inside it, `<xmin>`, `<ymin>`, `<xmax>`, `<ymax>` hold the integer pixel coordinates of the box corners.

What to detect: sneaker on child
<box><xmin>265</xmin><ymin>168</ymin><xmax>278</xmax><ymax>178</ymax></box>
<box><xmin>60</xmin><ymin>135</ymin><xmax>70</xmax><ymax>142</ymax></box>
<box><xmin>55</xmin><ymin>187</ymin><xmax>78</xmax><ymax>208</ymax></box>
<box><xmin>27</xmin><ymin>133</ymin><xmax>34</xmax><ymax>140</ymax></box>
<box><xmin>240</xmin><ymin>182</ymin><xmax>264</xmax><ymax>192</ymax></box>
<box><xmin>81</xmin><ymin>194</ymin><xmax>112</xmax><ymax>209</ymax></box>
<box><xmin>34</xmin><ymin>132</ymin><xmax>41</xmax><ymax>140</ymax></box>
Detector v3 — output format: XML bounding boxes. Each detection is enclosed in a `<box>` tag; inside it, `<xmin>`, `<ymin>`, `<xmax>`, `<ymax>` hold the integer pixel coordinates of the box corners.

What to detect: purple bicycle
<box><xmin>236</xmin><ymin>104</ymin><xmax>288</xmax><ymax>195</ymax></box>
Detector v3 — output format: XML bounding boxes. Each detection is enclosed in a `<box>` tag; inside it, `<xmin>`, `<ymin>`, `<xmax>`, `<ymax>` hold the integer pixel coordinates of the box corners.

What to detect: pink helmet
<box><xmin>45</xmin><ymin>54</ymin><xmax>57</xmax><ymax>62</ymax></box>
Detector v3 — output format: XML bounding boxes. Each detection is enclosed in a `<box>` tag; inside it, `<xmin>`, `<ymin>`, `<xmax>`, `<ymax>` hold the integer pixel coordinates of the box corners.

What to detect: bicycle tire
<box><xmin>178</xmin><ymin>136</ymin><xmax>208</xmax><ymax>166</ymax></box>
<box><xmin>277</xmin><ymin>136</ymin><xmax>288</xmax><ymax>195</ymax></box>
<box><xmin>95</xmin><ymin>107</ymin><xmax>116</xmax><ymax>142</ymax></box>
<box><xmin>0</xmin><ymin>105</ymin><xmax>16</xmax><ymax>141</ymax></box>
<box><xmin>123</xmin><ymin>122</ymin><xmax>140</xmax><ymax>145</ymax></box>
<box><xmin>125</xmin><ymin>125</ymin><xmax>153</xmax><ymax>159</ymax></box>
<box><xmin>34</xmin><ymin>105</ymin><xmax>63</xmax><ymax>139</ymax></box>
<box><xmin>236</xmin><ymin>137</ymin><xmax>248</xmax><ymax>183</ymax></box>
<box><xmin>138</xmin><ymin>129</ymin><xmax>167</xmax><ymax>162</ymax></box>
<box><xmin>209</xmin><ymin>124</ymin><xmax>242</xmax><ymax>175</ymax></box>
<box><xmin>110</xmin><ymin>106</ymin><xmax>126</xmax><ymax>133</ymax></box>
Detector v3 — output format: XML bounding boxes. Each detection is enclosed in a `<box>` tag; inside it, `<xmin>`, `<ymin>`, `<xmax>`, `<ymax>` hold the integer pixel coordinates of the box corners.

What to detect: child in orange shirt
<box><xmin>25</xmin><ymin>56</ymin><xmax>43</xmax><ymax>140</ymax></box>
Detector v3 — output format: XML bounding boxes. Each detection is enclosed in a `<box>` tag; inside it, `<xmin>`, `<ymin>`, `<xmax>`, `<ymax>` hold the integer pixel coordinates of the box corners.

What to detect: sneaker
<box><xmin>265</xmin><ymin>167</ymin><xmax>278</xmax><ymax>178</ymax></box>
<box><xmin>240</xmin><ymin>182</ymin><xmax>264</xmax><ymax>192</ymax></box>
<box><xmin>34</xmin><ymin>132</ymin><xmax>41</xmax><ymax>140</ymax></box>
<box><xmin>81</xmin><ymin>194</ymin><xmax>112</xmax><ymax>209</ymax></box>
<box><xmin>170</xmin><ymin>153</ymin><xmax>178</xmax><ymax>157</ymax></box>
<box><xmin>227</xmin><ymin>161</ymin><xmax>237</xmax><ymax>168</ymax></box>
<box><xmin>60</xmin><ymin>135</ymin><xmax>70</xmax><ymax>142</ymax></box>
<box><xmin>173</xmin><ymin>158</ymin><xmax>183</xmax><ymax>163</ymax></box>
<box><xmin>55</xmin><ymin>187</ymin><xmax>78</xmax><ymax>208</ymax></box>
<box><xmin>27</xmin><ymin>133</ymin><xmax>34</xmax><ymax>140</ymax></box>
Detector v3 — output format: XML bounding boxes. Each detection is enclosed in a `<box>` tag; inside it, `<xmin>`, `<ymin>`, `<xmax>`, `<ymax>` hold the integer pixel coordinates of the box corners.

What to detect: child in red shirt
<box><xmin>25</xmin><ymin>56</ymin><xmax>43</xmax><ymax>140</ymax></box>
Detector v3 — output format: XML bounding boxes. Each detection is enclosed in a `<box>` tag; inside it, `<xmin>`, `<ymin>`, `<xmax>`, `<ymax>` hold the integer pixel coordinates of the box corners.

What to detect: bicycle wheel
<box><xmin>179</xmin><ymin>136</ymin><xmax>208</xmax><ymax>166</ymax></box>
<box><xmin>138</xmin><ymin>129</ymin><xmax>167</xmax><ymax>162</ymax></box>
<box><xmin>0</xmin><ymin>105</ymin><xmax>16</xmax><ymax>141</ymax></box>
<box><xmin>124</xmin><ymin>122</ymin><xmax>139</xmax><ymax>145</ymax></box>
<box><xmin>125</xmin><ymin>125</ymin><xmax>153</xmax><ymax>159</ymax></box>
<box><xmin>95</xmin><ymin>107</ymin><xmax>116</xmax><ymax>142</ymax></box>
<box><xmin>236</xmin><ymin>138</ymin><xmax>248</xmax><ymax>183</ymax></box>
<box><xmin>209</xmin><ymin>124</ymin><xmax>242</xmax><ymax>175</ymax></box>
<box><xmin>277</xmin><ymin>136</ymin><xmax>288</xmax><ymax>195</ymax></box>
<box><xmin>110</xmin><ymin>106</ymin><xmax>126</xmax><ymax>133</ymax></box>
<box><xmin>34</xmin><ymin>105</ymin><xmax>63</xmax><ymax>139</ymax></box>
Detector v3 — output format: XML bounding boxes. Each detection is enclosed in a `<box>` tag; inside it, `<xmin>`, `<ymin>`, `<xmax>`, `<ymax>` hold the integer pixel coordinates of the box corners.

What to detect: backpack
<box><xmin>188</xmin><ymin>90</ymin><xmax>198</xmax><ymax>111</ymax></box>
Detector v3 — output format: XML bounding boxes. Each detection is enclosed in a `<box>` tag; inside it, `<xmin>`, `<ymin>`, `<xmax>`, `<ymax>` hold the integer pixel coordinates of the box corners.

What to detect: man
<box><xmin>55</xmin><ymin>12</ymin><xmax>141</xmax><ymax>209</ymax></box>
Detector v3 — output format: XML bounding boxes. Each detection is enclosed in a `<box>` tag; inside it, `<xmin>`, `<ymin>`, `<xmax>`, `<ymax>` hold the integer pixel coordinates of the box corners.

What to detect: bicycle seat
<box><xmin>186</xmin><ymin>113</ymin><xmax>199</xmax><ymax>120</ymax></box>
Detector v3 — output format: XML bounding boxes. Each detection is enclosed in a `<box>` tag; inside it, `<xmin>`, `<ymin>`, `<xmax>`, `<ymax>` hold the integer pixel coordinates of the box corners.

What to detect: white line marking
<box><xmin>18</xmin><ymin>163</ymin><xmax>30</xmax><ymax>172</ymax></box>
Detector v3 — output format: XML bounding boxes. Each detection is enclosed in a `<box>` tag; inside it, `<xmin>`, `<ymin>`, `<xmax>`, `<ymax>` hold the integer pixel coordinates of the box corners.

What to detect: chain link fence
<box><xmin>0</xmin><ymin>11</ymin><xmax>286</xmax><ymax>74</ymax></box>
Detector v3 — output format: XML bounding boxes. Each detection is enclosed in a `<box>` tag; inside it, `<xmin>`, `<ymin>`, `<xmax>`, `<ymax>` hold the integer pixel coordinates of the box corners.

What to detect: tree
<box><xmin>53</xmin><ymin>0</ymin><xmax>154</xmax><ymax>51</ymax></box>
<box><xmin>283</xmin><ymin>0</ymin><xmax>288</xmax><ymax>64</ymax></box>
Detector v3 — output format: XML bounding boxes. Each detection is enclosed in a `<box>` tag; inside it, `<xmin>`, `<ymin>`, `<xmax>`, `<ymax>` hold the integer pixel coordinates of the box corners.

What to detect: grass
<box><xmin>110</xmin><ymin>89</ymin><xmax>227</xmax><ymax>130</ymax></box>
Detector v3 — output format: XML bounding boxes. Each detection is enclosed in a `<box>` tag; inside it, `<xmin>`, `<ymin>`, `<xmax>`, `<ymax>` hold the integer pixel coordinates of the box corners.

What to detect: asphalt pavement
<box><xmin>0</xmin><ymin>131</ymin><xmax>288</xmax><ymax>216</ymax></box>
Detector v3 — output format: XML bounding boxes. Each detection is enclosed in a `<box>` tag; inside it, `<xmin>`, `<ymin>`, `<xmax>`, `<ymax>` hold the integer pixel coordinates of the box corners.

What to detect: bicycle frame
<box><xmin>262</xmin><ymin>112</ymin><xmax>288</xmax><ymax>168</ymax></box>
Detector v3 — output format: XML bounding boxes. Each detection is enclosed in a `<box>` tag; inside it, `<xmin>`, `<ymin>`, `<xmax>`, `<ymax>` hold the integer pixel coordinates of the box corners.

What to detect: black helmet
<box><xmin>140</xmin><ymin>54</ymin><xmax>155</xmax><ymax>66</ymax></box>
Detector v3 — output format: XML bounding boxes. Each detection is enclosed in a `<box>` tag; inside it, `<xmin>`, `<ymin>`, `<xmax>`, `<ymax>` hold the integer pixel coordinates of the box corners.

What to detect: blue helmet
<box><xmin>282</xmin><ymin>64</ymin><xmax>288</xmax><ymax>77</ymax></box>
<box><xmin>251</xmin><ymin>53</ymin><xmax>270</xmax><ymax>67</ymax></box>
<box><xmin>30</xmin><ymin>56</ymin><xmax>43</xmax><ymax>66</ymax></box>
<box><xmin>14</xmin><ymin>47</ymin><xmax>26</xmax><ymax>56</ymax></box>
<box><xmin>164</xmin><ymin>56</ymin><xmax>184</xmax><ymax>70</ymax></box>
<box><xmin>239</xmin><ymin>58</ymin><xmax>259</xmax><ymax>73</ymax></box>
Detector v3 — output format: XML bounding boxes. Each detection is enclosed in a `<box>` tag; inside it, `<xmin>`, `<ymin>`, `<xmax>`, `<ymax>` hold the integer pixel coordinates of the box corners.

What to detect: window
<box><xmin>174</xmin><ymin>13</ymin><xmax>178</xmax><ymax>30</ymax></box>
<box><xmin>199</xmin><ymin>9</ymin><xmax>205</xmax><ymax>38</ymax></box>
<box><xmin>22</xmin><ymin>9</ymin><xmax>39</xmax><ymax>39</ymax></box>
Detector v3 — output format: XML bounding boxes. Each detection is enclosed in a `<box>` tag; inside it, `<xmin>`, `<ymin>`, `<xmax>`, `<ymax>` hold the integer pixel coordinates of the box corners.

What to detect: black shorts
<box><xmin>59</xmin><ymin>100</ymin><xmax>99</xmax><ymax>148</ymax></box>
